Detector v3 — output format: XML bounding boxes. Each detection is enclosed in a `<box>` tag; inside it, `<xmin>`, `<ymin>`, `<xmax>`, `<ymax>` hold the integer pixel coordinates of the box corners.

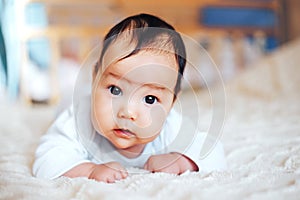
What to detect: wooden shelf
<box><xmin>18</xmin><ymin>0</ymin><xmax>281</xmax><ymax>105</ymax></box>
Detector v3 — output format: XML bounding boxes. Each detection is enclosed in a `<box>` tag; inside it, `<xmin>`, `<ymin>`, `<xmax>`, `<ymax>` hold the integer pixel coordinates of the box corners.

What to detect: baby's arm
<box><xmin>63</xmin><ymin>162</ymin><xmax>128</xmax><ymax>183</ymax></box>
<box><xmin>144</xmin><ymin>153</ymin><xmax>198</xmax><ymax>174</ymax></box>
<box><xmin>33</xmin><ymin>107</ymin><xmax>129</xmax><ymax>182</ymax></box>
<box><xmin>148</xmin><ymin>111</ymin><xmax>227</xmax><ymax>175</ymax></box>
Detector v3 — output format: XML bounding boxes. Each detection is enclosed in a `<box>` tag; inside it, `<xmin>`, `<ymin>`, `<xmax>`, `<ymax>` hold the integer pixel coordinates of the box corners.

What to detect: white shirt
<box><xmin>33</xmin><ymin>96</ymin><xmax>227</xmax><ymax>179</ymax></box>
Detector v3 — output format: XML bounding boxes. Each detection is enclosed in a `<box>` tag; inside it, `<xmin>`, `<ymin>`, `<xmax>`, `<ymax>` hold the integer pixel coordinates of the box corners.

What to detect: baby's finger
<box><xmin>120</xmin><ymin>169</ymin><xmax>128</xmax><ymax>178</ymax></box>
<box><xmin>114</xmin><ymin>172</ymin><xmax>122</xmax><ymax>181</ymax></box>
<box><xmin>106</xmin><ymin>176</ymin><xmax>116</xmax><ymax>183</ymax></box>
<box><xmin>143</xmin><ymin>162</ymin><xmax>149</xmax><ymax>170</ymax></box>
<box><xmin>144</xmin><ymin>162</ymin><xmax>155</xmax><ymax>172</ymax></box>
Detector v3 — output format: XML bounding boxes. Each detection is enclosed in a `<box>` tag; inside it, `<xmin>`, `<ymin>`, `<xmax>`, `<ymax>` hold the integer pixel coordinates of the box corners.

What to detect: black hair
<box><xmin>95</xmin><ymin>13</ymin><xmax>186</xmax><ymax>97</ymax></box>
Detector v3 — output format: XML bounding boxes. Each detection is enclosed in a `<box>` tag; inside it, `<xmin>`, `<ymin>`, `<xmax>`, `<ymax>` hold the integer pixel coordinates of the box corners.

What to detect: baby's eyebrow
<box><xmin>107</xmin><ymin>72</ymin><xmax>167</xmax><ymax>91</ymax></box>
<box><xmin>143</xmin><ymin>83</ymin><xmax>167</xmax><ymax>91</ymax></box>
<box><xmin>106</xmin><ymin>72</ymin><xmax>122</xmax><ymax>80</ymax></box>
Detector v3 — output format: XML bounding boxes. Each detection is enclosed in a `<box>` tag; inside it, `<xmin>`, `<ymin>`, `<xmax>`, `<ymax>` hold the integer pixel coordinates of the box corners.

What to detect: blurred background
<box><xmin>0</xmin><ymin>0</ymin><xmax>299</xmax><ymax>108</ymax></box>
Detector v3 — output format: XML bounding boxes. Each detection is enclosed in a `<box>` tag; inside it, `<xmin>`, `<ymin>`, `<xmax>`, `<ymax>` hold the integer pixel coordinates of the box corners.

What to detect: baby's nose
<box><xmin>117</xmin><ymin>103</ymin><xmax>137</xmax><ymax>121</ymax></box>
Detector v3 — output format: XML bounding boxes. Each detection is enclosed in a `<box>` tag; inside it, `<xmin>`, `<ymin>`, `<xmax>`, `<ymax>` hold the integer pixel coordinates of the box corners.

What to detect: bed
<box><xmin>1</xmin><ymin>39</ymin><xmax>300</xmax><ymax>199</ymax></box>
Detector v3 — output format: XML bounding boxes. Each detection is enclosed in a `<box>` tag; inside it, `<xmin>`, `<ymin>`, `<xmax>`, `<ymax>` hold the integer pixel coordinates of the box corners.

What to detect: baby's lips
<box><xmin>114</xmin><ymin>129</ymin><xmax>136</xmax><ymax>139</ymax></box>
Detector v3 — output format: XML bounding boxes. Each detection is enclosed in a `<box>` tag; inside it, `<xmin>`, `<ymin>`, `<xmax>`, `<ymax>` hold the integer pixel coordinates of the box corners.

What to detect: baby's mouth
<box><xmin>113</xmin><ymin>128</ymin><xmax>136</xmax><ymax>139</ymax></box>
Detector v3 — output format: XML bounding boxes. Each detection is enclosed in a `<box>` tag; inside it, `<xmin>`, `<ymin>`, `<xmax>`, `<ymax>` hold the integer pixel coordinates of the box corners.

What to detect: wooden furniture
<box><xmin>18</xmin><ymin>0</ymin><xmax>281</xmax><ymax>105</ymax></box>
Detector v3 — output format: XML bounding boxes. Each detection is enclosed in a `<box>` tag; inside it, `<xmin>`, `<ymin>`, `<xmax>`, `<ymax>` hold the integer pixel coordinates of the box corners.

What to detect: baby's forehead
<box><xmin>111</xmin><ymin>50</ymin><xmax>177</xmax><ymax>69</ymax></box>
<box><xmin>134</xmin><ymin>49</ymin><xmax>177</xmax><ymax>62</ymax></box>
<box><xmin>102</xmin><ymin>30</ymin><xmax>177</xmax><ymax>62</ymax></box>
<box><xmin>99</xmin><ymin>52</ymin><xmax>179</xmax><ymax>91</ymax></box>
<box><xmin>102</xmin><ymin>48</ymin><xmax>178</xmax><ymax>71</ymax></box>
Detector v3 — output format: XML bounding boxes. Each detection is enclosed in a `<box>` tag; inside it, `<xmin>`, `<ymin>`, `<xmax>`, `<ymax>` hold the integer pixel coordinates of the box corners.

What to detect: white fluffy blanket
<box><xmin>1</xmin><ymin>39</ymin><xmax>300</xmax><ymax>200</ymax></box>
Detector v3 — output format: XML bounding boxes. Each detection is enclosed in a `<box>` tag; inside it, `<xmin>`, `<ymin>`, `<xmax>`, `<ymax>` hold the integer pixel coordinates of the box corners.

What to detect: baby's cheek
<box><xmin>91</xmin><ymin>110</ymin><xmax>103</xmax><ymax>133</ymax></box>
<box><xmin>92</xmin><ymin>102</ymin><xmax>112</xmax><ymax>133</ymax></box>
<box><xmin>136</xmin><ymin>106</ymin><xmax>168</xmax><ymax>138</ymax></box>
<box><xmin>91</xmin><ymin>113</ymin><xmax>100</xmax><ymax>133</ymax></box>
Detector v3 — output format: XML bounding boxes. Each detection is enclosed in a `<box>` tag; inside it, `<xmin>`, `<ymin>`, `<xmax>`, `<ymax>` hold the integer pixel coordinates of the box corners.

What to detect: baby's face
<box><xmin>91</xmin><ymin>52</ymin><xmax>178</xmax><ymax>155</ymax></box>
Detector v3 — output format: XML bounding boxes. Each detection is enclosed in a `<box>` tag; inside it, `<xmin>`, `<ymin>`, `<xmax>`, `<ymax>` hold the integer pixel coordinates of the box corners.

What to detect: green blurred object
<box><xmin>0</xmin><ymin>24</ymin><xmax>7</xmax><ymax>85</ymax></box>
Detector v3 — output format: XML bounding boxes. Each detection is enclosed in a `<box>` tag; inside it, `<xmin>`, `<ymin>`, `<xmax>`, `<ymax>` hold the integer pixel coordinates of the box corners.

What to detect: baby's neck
<box><xmin>117</xmin><ymin>144</ymin><xmax>146</xmax><ymax>158</ymax></box>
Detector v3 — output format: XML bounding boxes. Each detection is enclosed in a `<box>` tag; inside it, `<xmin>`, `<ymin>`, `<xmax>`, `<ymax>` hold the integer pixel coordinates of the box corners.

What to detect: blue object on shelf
<box><xmin>25</xmin><ymin>2</ymin><xmax>48</xmax><ymax>27</ymax></box>
<box><xmin>200</xmin><ymin>6</ymin><xmax>277</xmax><ymax>28</ymax></box>
<box><xmin>265</xmin><ymin>36</ymin><xmax>279</xmax><ymax>52</ymax></box>
<box><xmin>27</xmin><ymin>38</ymin><xmax>51</xmax><ymax>70</ymax></box>
<box><xmin>25</xmin><ymin>2</ymin><xmax>50</xmax><ymax>69</ymax></box>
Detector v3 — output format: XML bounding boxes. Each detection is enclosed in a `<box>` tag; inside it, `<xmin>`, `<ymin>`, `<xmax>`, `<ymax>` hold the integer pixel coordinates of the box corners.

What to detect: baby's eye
<box><xmin>108</xmin><ymin>85</ymin><xmax>122</xmax><ymax>96</ymax></box>
<box><xmin>144</xmin><ymin>95</ymin><xmax>158</xmax><ymax>105</ymax></box>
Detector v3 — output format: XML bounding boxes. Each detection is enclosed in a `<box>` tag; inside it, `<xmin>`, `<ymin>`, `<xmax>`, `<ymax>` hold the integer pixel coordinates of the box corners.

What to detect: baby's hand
<box><xmin>89</xmin><ymin>162</ymin><xmax>128</xmax><ymax>183</ymax></box>
<box><xmin>144</xmin><ymin>153</ymin><xmax>198</xmax><ymax>174</ymax></box>
<box><xmin>63</xmin><ymin>162</ymin><xmax>128</xmax><ymax>183</ymax></box>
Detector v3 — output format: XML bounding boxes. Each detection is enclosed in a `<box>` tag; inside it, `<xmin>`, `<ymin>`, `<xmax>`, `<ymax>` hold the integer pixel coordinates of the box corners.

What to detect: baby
<box><xmin>33</xmin><ymin>13</ymin><xmax>226</xmax><ymax>183</ymax></box>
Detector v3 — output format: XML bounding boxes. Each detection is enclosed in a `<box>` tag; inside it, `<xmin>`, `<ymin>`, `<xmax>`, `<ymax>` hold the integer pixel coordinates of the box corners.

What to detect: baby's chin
<box><xmin>112</xmin><ymin>140</ymin><xmax>148</xmax><ymax>158</ymax></box>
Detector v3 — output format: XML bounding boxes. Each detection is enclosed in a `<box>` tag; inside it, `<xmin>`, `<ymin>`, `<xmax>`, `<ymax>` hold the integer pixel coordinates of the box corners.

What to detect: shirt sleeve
<box><xmin>165</xmin><ymin>110</ymin><xmax>227</xmax><ymax>173</ymax></box>
<box><xmin>32</xmin><ymin>107</ymin><xmax>91</xmax><ymax>179</ymax></box>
